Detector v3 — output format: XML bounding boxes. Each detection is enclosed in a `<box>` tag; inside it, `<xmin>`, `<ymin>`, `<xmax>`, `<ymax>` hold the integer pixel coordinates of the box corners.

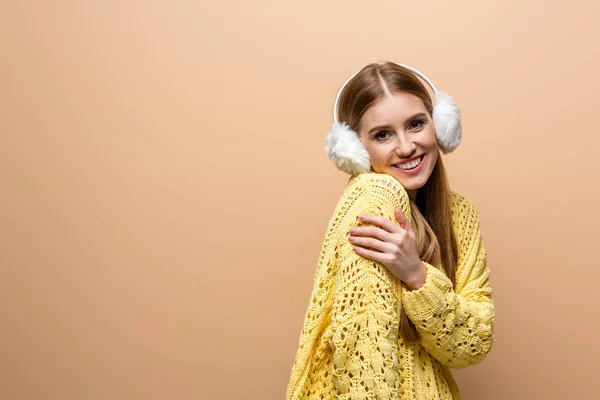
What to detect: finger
<box><xmin>394</xmin><ymin>208</ymin><xmax>414</xmax><ymax>234</ymax></box>
<box><xmin>348</xmin><ymin>235</ymin><xmax>394</xmax><ymax>253</ymax></box>
<box><xmin>358</xmin><ymin>214</ymin><xmax>403</xmax><ymax>234</ymax></box>
<box><xmin>351</xmin><ymin>245</ymin><xmax>387</xmax><ymax>264</ymax></box>
<box><xmin>349</xmin><ymin>225</ymin><xmax>395</xmax><ymax>242</ymax></box>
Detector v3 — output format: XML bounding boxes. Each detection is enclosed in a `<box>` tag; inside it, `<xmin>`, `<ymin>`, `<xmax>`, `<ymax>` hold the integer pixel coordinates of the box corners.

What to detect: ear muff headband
<box><xmin>333</xmin><ymin>64</ymin><xmax>438</xmax><ymax>123</ymax></box>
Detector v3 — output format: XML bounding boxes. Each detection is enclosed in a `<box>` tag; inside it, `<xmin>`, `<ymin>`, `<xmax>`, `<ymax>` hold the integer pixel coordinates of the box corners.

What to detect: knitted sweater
<box><xmin>286</xmin><ymin>172</ymin><xmax>494</xmax><ymax>400</ymax></box>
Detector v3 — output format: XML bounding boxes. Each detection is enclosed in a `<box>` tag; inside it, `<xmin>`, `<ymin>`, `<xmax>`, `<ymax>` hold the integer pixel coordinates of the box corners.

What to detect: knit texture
<box><xmin>286</xmin><ymin>172</ymin><xmax>494</xmax><ymax>400</ymax></box>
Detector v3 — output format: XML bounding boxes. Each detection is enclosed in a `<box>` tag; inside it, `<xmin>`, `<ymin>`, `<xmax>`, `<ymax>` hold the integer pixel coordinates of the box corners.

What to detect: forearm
<box><xmin>402</xmin><ymin>262</ymin><xmax>494</xmax><ymax>368</ymax></box>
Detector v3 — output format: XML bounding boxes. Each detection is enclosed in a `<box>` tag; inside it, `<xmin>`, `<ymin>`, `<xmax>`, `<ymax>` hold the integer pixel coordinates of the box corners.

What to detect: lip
<box><xmin>392</xmin><ymin>154</ymin><xmax>426</xmax><ymax>174</ymax></box>
<box><xmin>398</xmin><ymin>154</ymin><xmax>423</xmax><ymax>164</ymax></box>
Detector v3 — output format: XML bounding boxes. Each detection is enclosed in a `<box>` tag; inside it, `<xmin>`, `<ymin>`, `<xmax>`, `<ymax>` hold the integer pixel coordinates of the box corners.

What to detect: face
<box><xmin>358</xmin><ymin>92</ymin><xmax>439</xmax><ymax>199</ymax></box>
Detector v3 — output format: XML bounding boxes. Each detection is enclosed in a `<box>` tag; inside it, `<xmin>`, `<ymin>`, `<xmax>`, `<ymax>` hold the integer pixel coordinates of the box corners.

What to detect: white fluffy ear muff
<box><xmin>433</xmin><ymin>91</ymin><xmax>462</xmax><ymax>154</ymax></box>
<box><xmin>325</xmin><ymin>121</ymin><xmax>371</xmax><ymax>175</ymax></box>
<box><xmin>324</xmin><ymin>63</ymin><xmax>462</xmax><ymax>175</ymax></box>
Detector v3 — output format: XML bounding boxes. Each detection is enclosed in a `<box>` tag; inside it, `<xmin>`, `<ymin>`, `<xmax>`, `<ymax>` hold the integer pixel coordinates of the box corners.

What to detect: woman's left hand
<box><xmin>348</xmin><ymin>208</ymin><xmax>426</xmax><ymax>290</ymax></box>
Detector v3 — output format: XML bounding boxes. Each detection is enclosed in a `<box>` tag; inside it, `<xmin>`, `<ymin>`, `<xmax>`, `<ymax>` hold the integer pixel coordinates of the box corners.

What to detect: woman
<box><xmin>286</xmin><ymin>61</ymin><xmax>494</xmax><ymax>400</ymax></box>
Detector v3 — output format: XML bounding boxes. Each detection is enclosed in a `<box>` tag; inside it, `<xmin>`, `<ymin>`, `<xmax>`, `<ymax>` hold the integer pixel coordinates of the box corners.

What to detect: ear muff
<box><xmin>324</xmin><ymin>63</ymin><xmax>462</xmax><ymax>175</ymax></box>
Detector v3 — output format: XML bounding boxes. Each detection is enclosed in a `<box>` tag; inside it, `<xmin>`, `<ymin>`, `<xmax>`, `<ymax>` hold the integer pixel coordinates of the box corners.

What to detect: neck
<box><xmin>407</xmin><ymin>189</ymin><xmax>417</xmax><ymax>201</ymax></box>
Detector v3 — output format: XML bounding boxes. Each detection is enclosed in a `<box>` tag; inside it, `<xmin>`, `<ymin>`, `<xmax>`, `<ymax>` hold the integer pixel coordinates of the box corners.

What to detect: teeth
<box><xmin>396</xmin><ymin>156</ymin><xmax>422</xmax><ymax>170</ymax></box>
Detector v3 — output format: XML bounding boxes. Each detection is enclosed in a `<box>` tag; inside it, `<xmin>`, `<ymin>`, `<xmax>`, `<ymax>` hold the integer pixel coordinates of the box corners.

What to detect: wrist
<box><xmin>404</xmin><ymin>261</ymin><xmax>427</xmax><ymax>291</ymax></box>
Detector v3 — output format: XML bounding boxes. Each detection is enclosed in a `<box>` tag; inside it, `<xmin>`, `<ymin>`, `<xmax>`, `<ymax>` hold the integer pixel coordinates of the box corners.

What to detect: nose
<box><xmin>394</xmin><ymin>134</ymin><xmax>416</xmax><ymax>158</ymax></box>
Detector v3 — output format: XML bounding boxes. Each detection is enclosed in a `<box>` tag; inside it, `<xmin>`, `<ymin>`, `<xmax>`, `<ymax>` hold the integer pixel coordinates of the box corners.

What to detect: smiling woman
<box><xmin>286</xmin><ymin>61</ymin><xmax>494</xmax><ymax>400</ymax></box>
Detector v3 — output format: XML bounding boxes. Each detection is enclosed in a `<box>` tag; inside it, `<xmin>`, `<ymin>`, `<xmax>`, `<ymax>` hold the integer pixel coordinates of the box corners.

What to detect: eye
<box><xmin>374</xmin><ymin>130</ymin><xmax>392</xmax><ymax>141</ymax></box>
<box><xmin>408</xmin><ymin>119</ymin><xmax>425</xmax><ymax>130</ymax></box>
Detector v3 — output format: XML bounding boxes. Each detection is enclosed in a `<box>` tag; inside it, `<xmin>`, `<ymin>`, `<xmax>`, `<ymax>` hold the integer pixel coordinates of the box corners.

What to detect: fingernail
<box><xmin>358</xmin><ymin>215</ymin><xmax>365</xmax><ymax>220</ymax></box>
<box><xmin>349</xmin><ymin>228</ymin><xmax>356</xmax><ymax>233</ymax></box>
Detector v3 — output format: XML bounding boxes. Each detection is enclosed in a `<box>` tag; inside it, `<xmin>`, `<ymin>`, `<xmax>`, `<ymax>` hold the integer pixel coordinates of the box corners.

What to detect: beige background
<box><xmin>1</xmin><ymin>0</ymin><xmax>599</xmax><ymax>399</ymax></box>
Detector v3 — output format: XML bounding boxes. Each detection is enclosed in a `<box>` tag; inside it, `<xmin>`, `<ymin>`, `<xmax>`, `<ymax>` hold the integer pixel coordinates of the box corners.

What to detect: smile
<box><xmin>393</xmin><ymin>155</ymin><xmax>425</xmax><ymax>172</ymax></box>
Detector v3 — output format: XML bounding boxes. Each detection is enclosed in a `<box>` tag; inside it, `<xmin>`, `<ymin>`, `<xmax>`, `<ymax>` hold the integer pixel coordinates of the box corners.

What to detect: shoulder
<box><xmin>450</xmin><ymin>190</ymin><xmax>479</xmax><ymax>217</ymax></box>
<box><xmin>450</xmin><ymin>190</ymin><xmax>481</xmax><ymax>243</ymax></box>
<box><xmin>345</xmin><ymin>172</ymin><xmax>408</xmax><ymax>200</ymax></box>
<box><xmin>331</xmin><ymin>172</ymin><xmax>409</xmax><ymax>225</ymax></box>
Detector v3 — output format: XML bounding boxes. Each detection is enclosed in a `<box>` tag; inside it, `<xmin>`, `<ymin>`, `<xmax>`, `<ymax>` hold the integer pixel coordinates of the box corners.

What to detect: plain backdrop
<box><xmin>1</xmin><ymin>1</ymin><xmax>599</xmax><ymax>399</ymax></box>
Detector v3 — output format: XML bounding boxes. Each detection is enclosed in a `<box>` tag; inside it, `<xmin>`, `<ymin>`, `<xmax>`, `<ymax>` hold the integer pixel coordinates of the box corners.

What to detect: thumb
<box><xmin>394</xmin><ymin>208</ymin><xmax>414</xmax><ymax>234</ymax></box>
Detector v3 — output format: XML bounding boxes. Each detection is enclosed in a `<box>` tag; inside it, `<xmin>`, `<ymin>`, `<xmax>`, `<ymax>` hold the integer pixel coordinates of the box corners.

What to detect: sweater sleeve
<box><xmin>401</xmin><ymin>196</ymin><xmax>495</xmax><ymax>369</ymax></box>
<box><xmin>329</xmin><ymin>174</ymin><xmax>409</xmax><ymax>400</ymax></box>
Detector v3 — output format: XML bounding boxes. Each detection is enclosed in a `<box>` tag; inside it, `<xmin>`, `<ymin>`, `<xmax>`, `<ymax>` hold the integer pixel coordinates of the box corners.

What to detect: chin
<box><xmin>399</xmin><ymin>182</ymin><xmax>425</xmax><ymax>192</ymax></box>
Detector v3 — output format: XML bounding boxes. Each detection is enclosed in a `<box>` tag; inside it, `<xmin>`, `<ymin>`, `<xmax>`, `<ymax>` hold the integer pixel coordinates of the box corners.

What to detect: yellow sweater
<box><xmin>286</xmin><ymin>173</ymin><xmax>494</xmax><ymax>400</ymax></box>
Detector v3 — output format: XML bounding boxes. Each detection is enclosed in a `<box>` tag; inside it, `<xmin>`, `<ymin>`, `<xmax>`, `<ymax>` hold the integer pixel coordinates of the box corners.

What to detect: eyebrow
<box><xmin>367</xmin><ymin>112</ymin><xmax>428</xmax><ymax>135</ymax></box>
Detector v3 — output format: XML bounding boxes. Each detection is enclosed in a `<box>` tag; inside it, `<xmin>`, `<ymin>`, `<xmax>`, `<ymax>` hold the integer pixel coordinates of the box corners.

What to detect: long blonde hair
<box><xmin>337</xmin><ymin>62</ymin><xmax>458</xmax><ymax>343</ymax></box>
